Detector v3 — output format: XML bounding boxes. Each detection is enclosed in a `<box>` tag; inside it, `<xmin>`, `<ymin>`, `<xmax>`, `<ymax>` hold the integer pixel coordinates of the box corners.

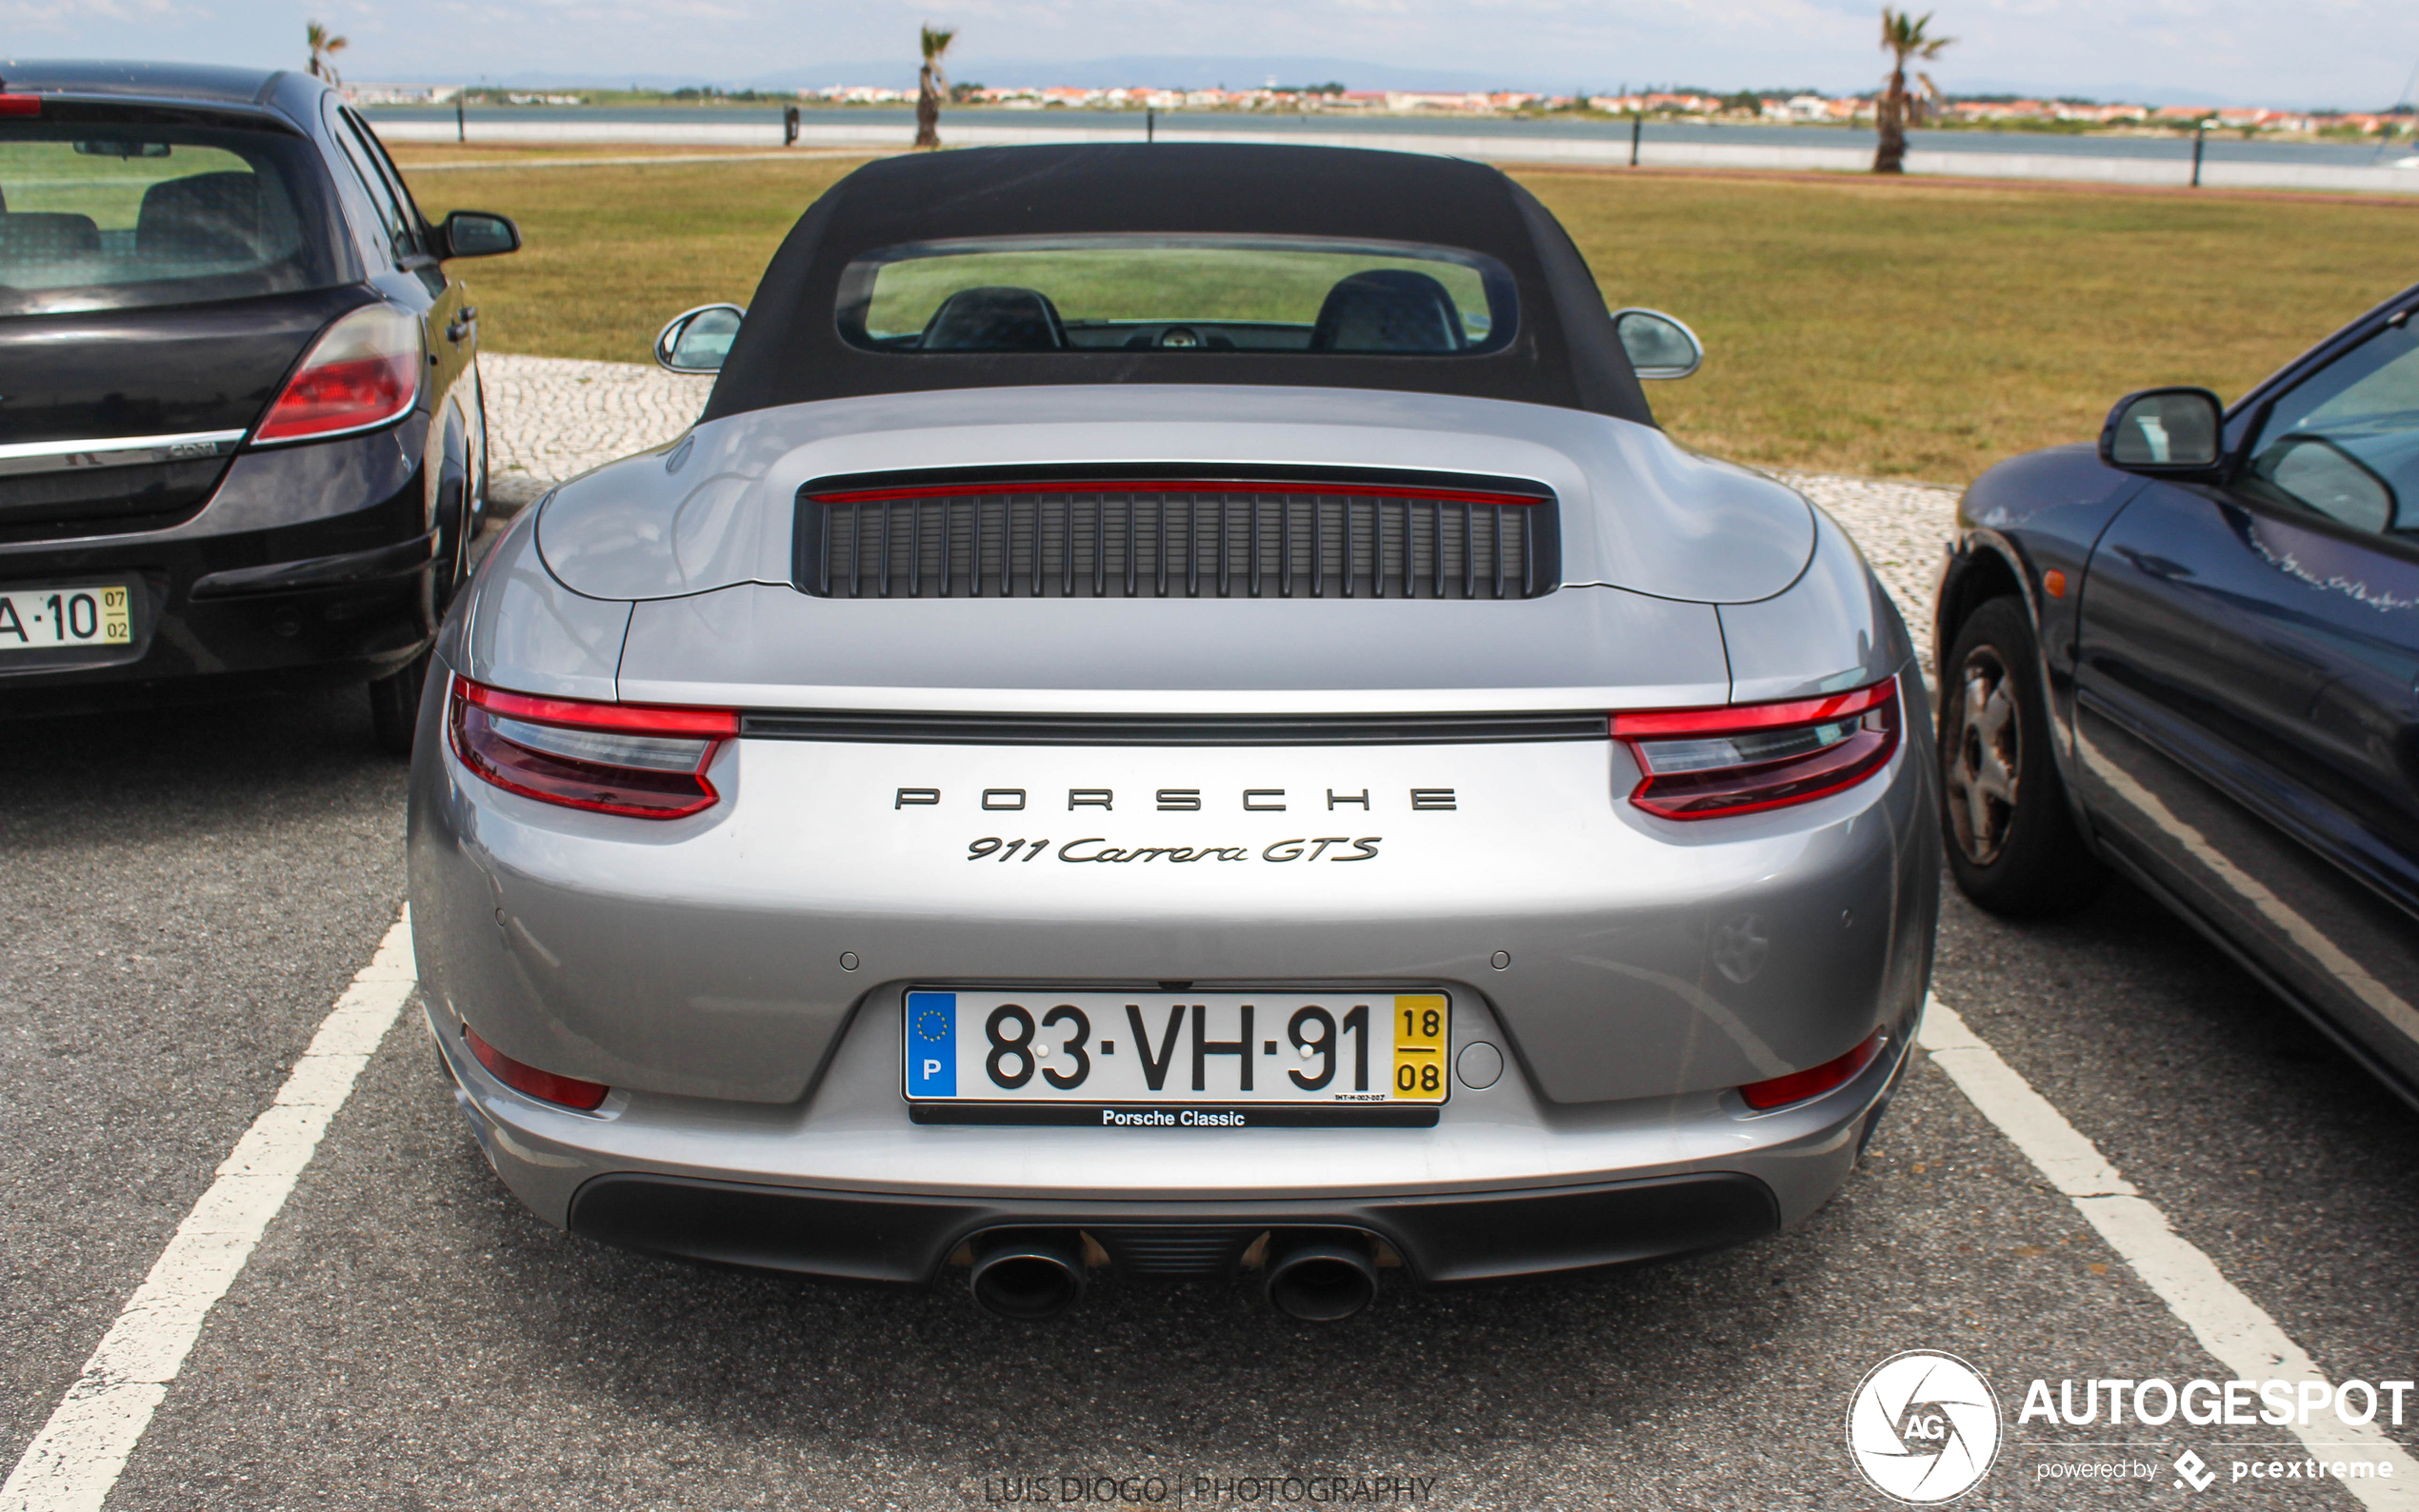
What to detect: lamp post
<box><xmin>2191</xmin><ymin>117</ymin><xmax>2207</xmax><ymax>188</ymax></box>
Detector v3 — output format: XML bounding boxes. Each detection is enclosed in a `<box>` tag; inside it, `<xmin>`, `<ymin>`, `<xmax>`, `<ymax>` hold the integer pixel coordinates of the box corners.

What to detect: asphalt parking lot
<box><xmin>4</xmin><ymin>405</ymin><xmax>2414</xmax><ymax>1509</ymax></box>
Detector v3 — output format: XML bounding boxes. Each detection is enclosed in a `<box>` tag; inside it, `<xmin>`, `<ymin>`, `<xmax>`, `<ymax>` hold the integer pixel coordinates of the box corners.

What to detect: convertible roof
<box><xmin>702</xmin><ymin>143</ymin><xmax>1656</xmax><ymax>428</ymax></box>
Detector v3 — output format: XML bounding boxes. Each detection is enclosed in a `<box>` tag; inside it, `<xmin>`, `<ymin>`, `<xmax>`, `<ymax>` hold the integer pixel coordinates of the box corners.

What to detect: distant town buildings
<box><xmin>345</xmin><ymin>79</ymin><xmax>2415</xmax><ymax>136</ymax></box>
<box><xmin>344</xmin><ymin>83</ymin><xmax>461</xmax><ymax>106</ymax></box>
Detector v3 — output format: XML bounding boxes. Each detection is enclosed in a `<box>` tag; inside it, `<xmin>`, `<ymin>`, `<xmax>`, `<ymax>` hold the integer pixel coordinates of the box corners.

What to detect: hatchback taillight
<box><xmin>448</xmin><ymin>677</ymin><xmax>738</xmax><ymax>820</ymax></box>
<box><xmin>1611</xmin><ymin>678</ymin><xmax>1901</xmax><ymax>820</ymax></box>
<box><xmin>253</xmin><ymin>304</ymin><xmax>423</xmax><ymax>444</ymax></box>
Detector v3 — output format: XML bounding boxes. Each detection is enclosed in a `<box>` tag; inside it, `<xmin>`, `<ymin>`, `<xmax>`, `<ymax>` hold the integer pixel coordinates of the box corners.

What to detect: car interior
<box><xmin>885</xmin><ymin>269</ymin><xmax>1488</xmax><ymax>354</ymax></box>
<box><xmin>135</xmin><ymin>170</ymin><xmax>272</xmax><ymax>266</ymax></box>
<box><xmin>0</xmin><ymin>138</ymin><xmax>309</xmax><ymax>305</ymax></box>
<box><xmin>2242</xmin><ymin>328</ymin><xmax>2419</xmax><ymax>536</ymax></box>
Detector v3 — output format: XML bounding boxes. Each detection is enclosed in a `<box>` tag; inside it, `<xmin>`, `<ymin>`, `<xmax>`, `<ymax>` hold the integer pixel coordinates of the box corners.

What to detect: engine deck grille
<box><xmin>796</xmin><ymin>478</ymin><xmax>1558</xmax><ymax>600</ymax></box>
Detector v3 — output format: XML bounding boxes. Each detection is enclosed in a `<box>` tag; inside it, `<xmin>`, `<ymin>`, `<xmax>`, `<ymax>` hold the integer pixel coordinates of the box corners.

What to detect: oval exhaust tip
<box><xmin>1264</xmin><ymin>1240</ymin><xmax>1379</xmax><ymax>1323</ymax></box>
<box><xmin>969</xmin><ymin>1232</ymin><xmax>1086</xmax><ymax>1321</ymax></box>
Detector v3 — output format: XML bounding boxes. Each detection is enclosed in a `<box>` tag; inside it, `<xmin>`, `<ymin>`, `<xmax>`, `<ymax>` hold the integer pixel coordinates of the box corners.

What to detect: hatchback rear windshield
<box><xmin>0</xmin><ymin>115</ymin><xmax>346</xmax><ymax>316</ymax></box>
<box><xmin>836</xmin><ymin>235</ymin><xmax>1518</xmax><ymax>356</ymax></box>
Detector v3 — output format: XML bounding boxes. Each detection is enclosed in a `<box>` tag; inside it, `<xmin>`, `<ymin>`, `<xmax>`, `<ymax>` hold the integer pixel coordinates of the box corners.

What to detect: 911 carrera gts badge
<box><xmin>969</xmin><ymin>836</ymin><xmax>1382</xmax><ymax>864</ymax></box>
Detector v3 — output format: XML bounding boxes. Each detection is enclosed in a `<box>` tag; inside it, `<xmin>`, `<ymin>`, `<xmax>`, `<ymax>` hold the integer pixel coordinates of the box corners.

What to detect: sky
<box><xmin>0</xmin><ymin>0</ymin><xmax>2409</xmax><ymax>110</ymax></box>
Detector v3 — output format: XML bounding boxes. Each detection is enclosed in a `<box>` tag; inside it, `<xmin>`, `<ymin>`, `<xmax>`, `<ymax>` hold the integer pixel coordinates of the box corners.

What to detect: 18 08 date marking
<box><xmin>967</xmin><ymin>836</ymin><xmax>1382</xmax><ymax>864</ymax></box>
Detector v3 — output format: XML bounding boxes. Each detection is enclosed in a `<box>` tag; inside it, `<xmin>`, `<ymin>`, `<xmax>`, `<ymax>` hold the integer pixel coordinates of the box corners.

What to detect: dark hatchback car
<box><xmin>1936</xmin><ymin>284</ymin><xmax>2419</xmax><ymax>1104</ymax></box>
<box><xmin>0</xmin><ymin>61</ymin><xmax>518</xmax><ymax>749</ymax></box>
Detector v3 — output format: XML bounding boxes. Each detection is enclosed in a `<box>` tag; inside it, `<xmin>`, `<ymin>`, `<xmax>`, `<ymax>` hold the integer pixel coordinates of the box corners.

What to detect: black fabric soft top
<box><xmin>701</xmin><ymin>143</ymin><xmax>1656</xmax><ymax>428</ymax></box>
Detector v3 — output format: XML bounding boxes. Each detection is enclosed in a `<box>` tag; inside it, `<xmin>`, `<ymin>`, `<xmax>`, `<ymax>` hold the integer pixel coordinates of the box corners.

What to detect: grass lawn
<box><xmin>402</xmin><ymin>150</ymin><xmax>2416</xmax><ymax>482</ymax></box>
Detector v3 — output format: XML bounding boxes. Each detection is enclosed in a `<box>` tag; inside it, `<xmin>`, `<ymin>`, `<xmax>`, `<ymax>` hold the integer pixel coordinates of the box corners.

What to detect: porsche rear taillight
<box><xmin>1611</xmin><ymin>678</ymin><xmax>1900</xmax><ymax>820</ymax></box>
<box><xmin>253</xmin><ymin>304</ymin><xmax>423</xmax><ymax>444</ymax></box>
<box><xmin>448</xmin><ymin>677</ymin><xmax>737</xmax><ymax>820</ymax></box>
<box><xmin>0</xmin><ymin>95</ymin><xmax>42</xmax><ymax>117</ymax></box>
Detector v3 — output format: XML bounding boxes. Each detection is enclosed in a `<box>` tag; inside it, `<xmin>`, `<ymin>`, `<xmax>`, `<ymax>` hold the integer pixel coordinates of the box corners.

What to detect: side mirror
<box><xmin>655</xmin><ymin>304</ymin><xmax>746</xmax><ymax>374</ymax></box>
<box><xmin>2100</xmin><ymin>388</ymin><xmax>2223</xmax><ymax>473</ymax></box>
<box><xmin>1611</xmin><ymin>308</ymin><xmax>1704</xmax><ymax>380</ymax></box>
<box><xmin>435</xmin><ymin>209</ymin><xmax>521</xmax><ymax>260</ymax></box>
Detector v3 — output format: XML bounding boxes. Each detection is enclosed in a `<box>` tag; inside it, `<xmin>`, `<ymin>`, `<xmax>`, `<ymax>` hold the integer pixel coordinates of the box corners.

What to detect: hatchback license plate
<box><xmin>0</xmin><ymin>583</ymin><xmax>132</xmax><ymax>653</ymax></box>
<box><xmin>905</xmin><ymin>990</ymin><xmax>1449</xmax><ymax>1122</ymax></box>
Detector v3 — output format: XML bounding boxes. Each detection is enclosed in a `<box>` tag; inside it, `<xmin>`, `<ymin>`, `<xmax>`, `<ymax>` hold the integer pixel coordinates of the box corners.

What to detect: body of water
<box><xmin>363</xmin><ymin>105</ymin><xmax>2411</xmax><ymax>169</ymax></box>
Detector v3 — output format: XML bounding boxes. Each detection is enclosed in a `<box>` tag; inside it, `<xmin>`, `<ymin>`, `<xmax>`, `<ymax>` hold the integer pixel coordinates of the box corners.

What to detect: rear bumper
<box><xmin>564</xmin><ymin>1169</ymin><xmax>1783</xmax><ymax>1285</ymax></box>
<box><xmin>0</xmin><ymin>430</ymin><xmax>437</xmax><ymax>706</ymax></box>
<box><xmin>427</xmin><ymin>995</ymin><xmax>1916</xmax><ymax>1285</ymax></box>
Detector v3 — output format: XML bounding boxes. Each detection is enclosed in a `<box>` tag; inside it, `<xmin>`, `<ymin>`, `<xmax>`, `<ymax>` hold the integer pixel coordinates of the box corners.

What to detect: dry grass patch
<box><xmin>1527</xmin><ymin>170</ymin><xmax>2414</xmax><ymax>479</ymax></box>
<box><xmin>409</xmin><ymin>156</ymin><xmax>864</xmax><ymax>364</ymax></box>
<box><xmin>404</xmin><ymin>154</ymin><xmax>2416</xmax><ymax>482</ymax></box>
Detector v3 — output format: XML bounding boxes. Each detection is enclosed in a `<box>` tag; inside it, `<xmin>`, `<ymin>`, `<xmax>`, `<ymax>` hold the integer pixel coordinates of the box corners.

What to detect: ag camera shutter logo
<box><xmin>1846</xmin><ymin>1350</ymin><xmax>2003</xmax><ymax>1502</ymax></box>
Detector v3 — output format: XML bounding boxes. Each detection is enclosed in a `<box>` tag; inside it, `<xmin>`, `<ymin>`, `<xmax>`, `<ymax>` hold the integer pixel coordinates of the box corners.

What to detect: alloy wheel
<box><xmin>1947</xmin><ymin>646</ymin><xmax>2022</xmax><ymax>865</ymax></box>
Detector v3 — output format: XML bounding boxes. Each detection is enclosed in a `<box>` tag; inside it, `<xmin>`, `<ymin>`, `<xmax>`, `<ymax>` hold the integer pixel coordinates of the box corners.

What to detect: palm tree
<box><xmin>1873</xmin><ymin>9</ymin><xmax>1951</xmax><ymax>173</ymax></box>
<box><xmin>306</xmin><ymin>20</ymin><xmax>349</xmax><ymax>87</ymax></box>
<box><xmin>914</xmin><ymin>25</ymin><xmax>955</xmax><ymax>149</ymax></box>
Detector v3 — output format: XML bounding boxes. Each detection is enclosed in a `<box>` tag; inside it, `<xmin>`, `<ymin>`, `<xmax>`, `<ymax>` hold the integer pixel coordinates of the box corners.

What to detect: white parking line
<box><xmin>1920</xmin><ymin>994</ymin><xmax>2419</xmax><ymax>1508</ymax></box>
<box><xmin>0</xmin><ymin>911</ymin><xmax>415</xmax><ymax>1512</ymax></box>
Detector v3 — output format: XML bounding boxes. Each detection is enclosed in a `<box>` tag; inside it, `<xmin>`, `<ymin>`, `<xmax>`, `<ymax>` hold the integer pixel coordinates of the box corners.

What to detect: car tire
<box><xmin>369</xmin><ymin>648</ymin><xmax>430</xmax><ymax>757</ymax></box>
<box><xmin>1939</xmin><ymin>595</ymin><xmax>2102</xmax><ymax>915</ymax></box>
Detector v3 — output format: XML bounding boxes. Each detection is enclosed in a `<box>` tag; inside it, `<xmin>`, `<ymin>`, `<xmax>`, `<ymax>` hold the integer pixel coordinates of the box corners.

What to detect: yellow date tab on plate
<box><xmin>1389</xmin><ymin>994</ymin><xmax>1449</xmax><ymax>1101</ymax></box>
<box><xmin>0</xmin><ymin>582</ymin><xmax>133</xmax><ymax>654</ymax></box>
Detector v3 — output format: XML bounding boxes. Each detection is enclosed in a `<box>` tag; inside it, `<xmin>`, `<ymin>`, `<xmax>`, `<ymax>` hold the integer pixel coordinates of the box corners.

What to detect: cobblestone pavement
<box><xmin>479</xmin><ymin>354</ymin><xmax>1962</xmax><ymax>642</ymax></box>
<box><xmin>481</xmin><ymin>353</ymin><xmax>711</xmax><ymax>507</ymax></box>
<box><xmin>1773</xmin><ymin>470</ymin><xmax>1962</xmax><ymax>660</ymax></box>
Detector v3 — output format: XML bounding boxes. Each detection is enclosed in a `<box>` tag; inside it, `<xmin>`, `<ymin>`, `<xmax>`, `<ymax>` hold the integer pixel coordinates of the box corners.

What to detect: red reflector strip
<box><xmin>810</xmin><ymin>479</ymin><xmax>1549</xmax><ymax>507</ymax></box>
<box><xmin>464</xmin><ymin>1023</ymin><xmax>610</xmax><ymax>1111</ymax></box>
<box><xmin>1739</xmin><ymin>1030</ymin><xmax>1888</xmax><ymax>1111</ymax></box>
<box><xmin>459</xmin><ymin>679</ymin><xmax>738</xmax><ymax>737</ymax></box>
<box><xmin>0</xmin><ymin>95</ymin><xmax>42</xmax><ymax>117</ymax></box>
<box><xmin>1609</xmin><ymin>679</ymin><xmax>1896</xmax><ymax>740</ymax></box>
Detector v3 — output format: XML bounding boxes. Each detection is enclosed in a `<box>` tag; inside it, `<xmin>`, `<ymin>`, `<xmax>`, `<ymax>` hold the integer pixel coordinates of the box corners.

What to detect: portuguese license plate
<box><xmin>0</xmin><ymin>583</ymin><xmax>132</xmax><ymax>654</ymax></box>
<box><xmin>905</xmin><ymin>990</ymin><xmax>1449</xmax><ymax>1126</ymax></box>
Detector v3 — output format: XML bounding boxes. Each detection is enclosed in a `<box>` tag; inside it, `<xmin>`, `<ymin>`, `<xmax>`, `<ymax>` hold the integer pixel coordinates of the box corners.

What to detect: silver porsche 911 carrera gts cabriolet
<box><xmin>407</xmin><ymin>144</ymin><xmax>1937</xmax><ymax>1321</ymax></box>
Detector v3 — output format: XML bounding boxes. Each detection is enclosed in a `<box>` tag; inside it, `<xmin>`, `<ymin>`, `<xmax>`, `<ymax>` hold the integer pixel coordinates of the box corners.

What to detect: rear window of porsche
<box><xmin>836</xmin><ymin>234</ymin><xmax>1518</xmax><ymax>356</ymax></box>
<box><xmin>0</xmin><ymin>114</ymin><xmax>345</xmax><ymax>316</ymax></box>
